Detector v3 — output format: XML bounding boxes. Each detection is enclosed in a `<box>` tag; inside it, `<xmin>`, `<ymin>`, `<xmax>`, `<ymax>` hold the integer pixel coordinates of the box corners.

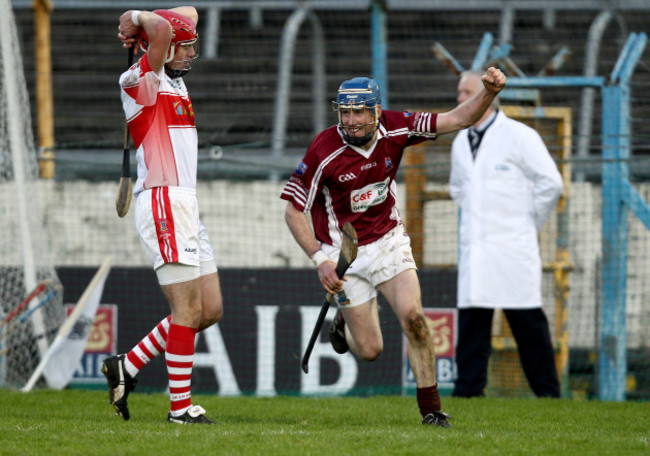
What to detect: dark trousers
<box><xmin>452</xmin><ymin>307</ymin><xmax>560</xmax><ymax>398</ymax></box>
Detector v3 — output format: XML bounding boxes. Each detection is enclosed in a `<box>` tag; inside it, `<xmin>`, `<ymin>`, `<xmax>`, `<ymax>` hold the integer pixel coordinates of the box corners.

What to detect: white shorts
<box><xmin>135</xmin><ymin>187</ymin><xmax>217</xmax><ymax>282</ymax></box>
<box><xmin>321</xmin><ymin>224</ymin><xmax>417</xmax><ymax>308</ymax></box>
<box><xmin>156</xmin><ymin>260</ymin><xmax>218</xmax><ymax>286</ymax></box>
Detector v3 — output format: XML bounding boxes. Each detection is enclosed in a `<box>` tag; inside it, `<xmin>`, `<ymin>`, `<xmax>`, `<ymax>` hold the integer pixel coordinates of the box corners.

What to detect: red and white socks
<box><xmin>165</xmin><ymin>323</ymin><xmax>197</xmax><ymax>417</ymax></box>
<box><xmin>123</xmin><ymin>316</ymin><xmax>171</xmax><ymax>378</ymax></box>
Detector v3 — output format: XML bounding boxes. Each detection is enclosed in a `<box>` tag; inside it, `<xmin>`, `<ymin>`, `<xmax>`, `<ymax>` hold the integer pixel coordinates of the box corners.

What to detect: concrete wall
<box><xmin>5</xmin><ymin>179</ymin><xmax>650</xmax><ymax>349</ymax></box>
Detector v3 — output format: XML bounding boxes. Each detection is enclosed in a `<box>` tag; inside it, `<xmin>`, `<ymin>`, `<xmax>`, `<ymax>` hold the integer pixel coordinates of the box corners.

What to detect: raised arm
<box><xmin>436</xmin><ymin>67</ymin><xmax>506</xmax><ymax>135</ymax></box>
<box><xmin>117</xmin><ymin>10</ymin><xmax>172</xmax><ymax>74</ymax></box>
<box><xmin>117</xmin><ymin>6</ymin><xmax>198</xmax><ymax>75</ymax></box>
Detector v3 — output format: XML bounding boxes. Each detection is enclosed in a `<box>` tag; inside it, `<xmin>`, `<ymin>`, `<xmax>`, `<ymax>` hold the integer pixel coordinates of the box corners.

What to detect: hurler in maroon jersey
<box><xmin>282</xmin><ymin>70</ymin><xmax>506</xmax><ymax>427</ymax></box>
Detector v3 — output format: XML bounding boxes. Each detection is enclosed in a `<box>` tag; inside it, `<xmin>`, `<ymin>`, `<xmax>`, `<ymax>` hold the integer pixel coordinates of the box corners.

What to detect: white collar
<box><xmin>474</xmin><ymin>109</ymin><xmax>498</xmax><ymax>133</ymax></box>
<box><xmin>339</xmin><ymin>127</ymin><xmax>384</xmax><ymax>159</ymax></box>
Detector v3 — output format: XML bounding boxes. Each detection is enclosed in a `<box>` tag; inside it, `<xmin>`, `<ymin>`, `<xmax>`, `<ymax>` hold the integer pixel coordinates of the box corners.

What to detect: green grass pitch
<box><xmin>0</xmin><ymin>389</ymin><xmax>648</xmax><ymax>455</ymax></box>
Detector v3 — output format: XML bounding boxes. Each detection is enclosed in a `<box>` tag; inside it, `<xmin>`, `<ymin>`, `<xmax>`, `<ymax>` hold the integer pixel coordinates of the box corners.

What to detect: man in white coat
<box><xmin>449</xmin><ymin>71</ymin><xmax>563</xmax><ymax>398</ymax></box>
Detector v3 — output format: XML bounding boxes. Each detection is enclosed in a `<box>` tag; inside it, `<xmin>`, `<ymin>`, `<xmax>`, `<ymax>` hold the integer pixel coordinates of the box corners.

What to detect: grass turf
<box><xmin>0</xmin><ymin>389</ymin><xmax>648</xmax><ymax>455</ymax></box>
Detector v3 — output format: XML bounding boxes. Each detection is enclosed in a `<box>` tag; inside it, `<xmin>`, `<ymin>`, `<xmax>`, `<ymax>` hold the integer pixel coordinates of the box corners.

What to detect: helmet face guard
<box><xmin>333</xmin><ymin>77</ymin><xmax>381</xmax><ymax>146</ymax></box>
<box><xmin>164</xmin><ymin>38</ymin><xmax>199</xmax><ymax>78</ymax></box>
<box><xmin>139</xmin><ymin>10</ymin><xmax>199</xmax><ymax>78</ymax></box>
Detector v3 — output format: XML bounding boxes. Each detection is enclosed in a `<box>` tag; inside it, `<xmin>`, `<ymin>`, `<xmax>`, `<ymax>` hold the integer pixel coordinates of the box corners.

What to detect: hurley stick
<box><xmin>115</xmin><ymin>46</ymin><xmax>135</xmax><ymax>218</ymax></box>
<box><xmin>301</xmin><ymin>222</ymin><xmax>358</xmax><ymax>374</ymax></box>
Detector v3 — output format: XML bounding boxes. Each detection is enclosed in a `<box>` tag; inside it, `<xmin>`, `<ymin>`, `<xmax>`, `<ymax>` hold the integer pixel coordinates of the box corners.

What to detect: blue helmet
<box><xmin>333</xmin><ymin>77</ymin><xmax>382</xmax><ymax>147</ymax></box>
<box><xmin>334</xmin><ymin>77</ymin><xmax>381</xmax><ymax>110</ymax></box>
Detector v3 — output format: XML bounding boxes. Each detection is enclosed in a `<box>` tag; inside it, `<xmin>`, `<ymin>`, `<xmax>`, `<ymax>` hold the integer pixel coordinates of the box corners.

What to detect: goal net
<box><xmin>0</xmin><ymin>0</ymin><xmax>63</xmax><ymax>389</ymax></box>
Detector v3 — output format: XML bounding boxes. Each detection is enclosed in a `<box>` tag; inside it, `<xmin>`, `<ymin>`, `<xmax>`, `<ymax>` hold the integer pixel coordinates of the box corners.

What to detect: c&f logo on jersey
<box><xmin>295</xmin><ymin>162</ymin><xmax>308</xmax><ymax>176</ymax></box>
<box><xmin>350</xmin><ymin>177</ymin><xmax>390</xmax><ymax>213</ymax></box>
<box><xmin>385</xmin><ymin>157</ymin><xmax>392</xmax><ymax>170</ymax></box>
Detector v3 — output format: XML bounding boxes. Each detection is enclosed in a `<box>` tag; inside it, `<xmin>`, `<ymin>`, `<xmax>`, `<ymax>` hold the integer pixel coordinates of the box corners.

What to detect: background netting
<box><xmin>0</xmin><ymin>0</ymin><xmax>63</xmax><ymax>388</ymax></box>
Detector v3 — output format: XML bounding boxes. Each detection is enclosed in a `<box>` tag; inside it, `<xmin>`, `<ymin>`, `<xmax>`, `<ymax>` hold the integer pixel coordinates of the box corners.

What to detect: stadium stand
<box><xmin>11</xmin><ymin>6</ymin><xmax>649</xmax><ymax>157</ymax></box>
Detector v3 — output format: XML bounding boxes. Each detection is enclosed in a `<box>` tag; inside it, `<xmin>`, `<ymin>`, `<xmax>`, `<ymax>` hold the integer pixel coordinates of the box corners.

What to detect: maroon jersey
<box><xmin>281</xmin><ymin>110</ymin><xmax>438</xmax><ymax>246</ymax></box>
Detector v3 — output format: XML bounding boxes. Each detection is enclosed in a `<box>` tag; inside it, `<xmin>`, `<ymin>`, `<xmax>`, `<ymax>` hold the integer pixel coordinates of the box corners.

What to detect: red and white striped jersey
<box><xmin>281</xmin><ymin>110</ymin><xmax>438</xmax><ymax>246</ymax></box>
<box><xmin>119</xmin><ymin>53</ymin><xmax>198</xmax><ymax>196</ymax></box>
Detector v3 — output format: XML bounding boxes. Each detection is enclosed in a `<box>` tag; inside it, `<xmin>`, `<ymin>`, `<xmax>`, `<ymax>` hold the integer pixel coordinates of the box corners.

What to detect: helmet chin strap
<box><xmin>165</xmin><ymin>65</ymin><xmax>190</xmax><ymax>79</ymax></box>
<box><xmin>343</xmin><ymin>128</ymin><xmax>376</xmax><ymax>147</ymax></box>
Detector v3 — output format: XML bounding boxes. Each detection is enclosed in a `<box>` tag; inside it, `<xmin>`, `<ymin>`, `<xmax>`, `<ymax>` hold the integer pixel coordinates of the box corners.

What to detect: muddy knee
<box><xmin>405</xmin><ymin>312</ymin><xmax>430</xmax><ymax>344</ymax></box>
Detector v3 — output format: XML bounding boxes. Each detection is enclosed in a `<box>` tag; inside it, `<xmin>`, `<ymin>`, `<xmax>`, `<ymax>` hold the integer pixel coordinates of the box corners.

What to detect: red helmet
<box><xmin>140</xmin><ymin>9</ymin><xmax>198</xmax><ymax>58</ymax></box>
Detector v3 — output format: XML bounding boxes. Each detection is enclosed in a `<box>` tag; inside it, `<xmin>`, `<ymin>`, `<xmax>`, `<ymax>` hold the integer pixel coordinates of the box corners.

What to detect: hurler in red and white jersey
<box><xmin>103</xmin><ymin>6</ymin><xmax>222</xmax><ymax>426</ymax></box>
<box><xmin>282</xmin><ymin>72</ymin><xmax>506</xmax><ymax>427</ymax></box>
<box><xmin>120</xmin><ymin>52</ymin><xmax>198</xmax><ymax>196</ymax></box>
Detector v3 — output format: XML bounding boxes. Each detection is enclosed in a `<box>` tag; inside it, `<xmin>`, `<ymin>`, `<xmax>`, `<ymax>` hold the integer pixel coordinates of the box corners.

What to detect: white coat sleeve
<box><xmin>519</xmin><ymin>129</ymin><xmax>563</xmax><ymax>231</ymax></box>
<box><xmin>449</xmin><ymin>135</ymin><xmax>464</xmax><ymax>205</ymax></box>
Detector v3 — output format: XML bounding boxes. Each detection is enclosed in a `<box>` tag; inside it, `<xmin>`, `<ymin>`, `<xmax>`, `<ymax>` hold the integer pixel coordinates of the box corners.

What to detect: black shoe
<box><xmin>101</xmin><ymin>354</ymin><xmax>137</xmax><ymax>421</ymax></box>
<box><xmin>329</xmin><ymin>310</ymin><xmax>349</xmax><ymax>354</ymax></box>
<box><xmin>168</xmin><ymin>405</ymin><xmax>215</xmax><ymax>424</ymax></box>
<box><xmin>422</xmin><ymin>411</ymin><xmax>453</xmax><ymax>428</ymax></box>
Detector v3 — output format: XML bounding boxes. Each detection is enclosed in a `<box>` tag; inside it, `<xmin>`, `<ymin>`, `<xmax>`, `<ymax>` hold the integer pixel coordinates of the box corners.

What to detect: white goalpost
<box><xmin>0</xmin><ymin>0</ymin><xmax>64</xmax><ymax>389</ymax></box>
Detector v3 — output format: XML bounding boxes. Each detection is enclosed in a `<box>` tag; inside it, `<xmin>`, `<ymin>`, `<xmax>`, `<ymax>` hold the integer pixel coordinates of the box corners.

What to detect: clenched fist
<box><xmin>481</xmin><ymin>67</ymin><xmax>506</xmax><ymax>94</ymax></box>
